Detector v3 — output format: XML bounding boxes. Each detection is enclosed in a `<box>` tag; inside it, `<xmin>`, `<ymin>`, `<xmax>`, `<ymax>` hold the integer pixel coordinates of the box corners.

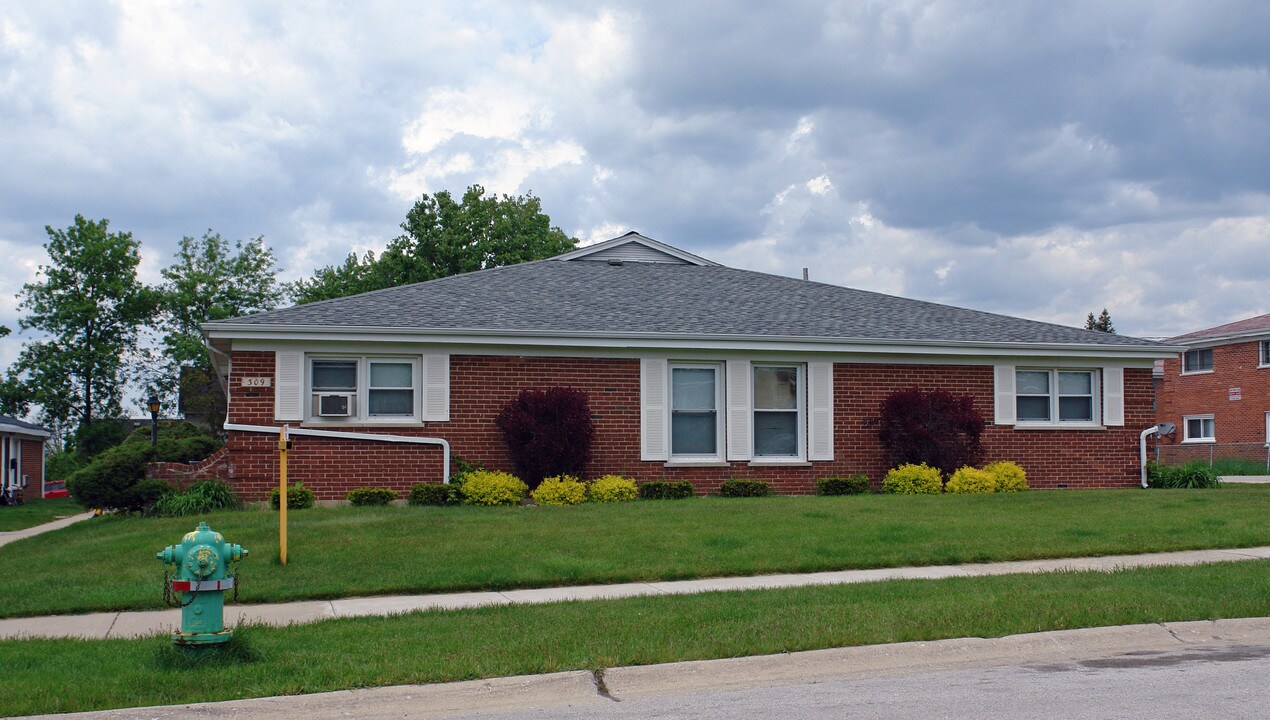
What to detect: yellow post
<box><xmin>278</xmin><ymin>424</ymin><xmax>288</xmax><ymax>566</ymax></box>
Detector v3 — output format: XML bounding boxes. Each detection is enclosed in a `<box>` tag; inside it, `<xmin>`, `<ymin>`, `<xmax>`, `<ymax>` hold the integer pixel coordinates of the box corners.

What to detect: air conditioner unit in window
<box><xmin>315</xmin><ymin>393</ymin><xmax>356</xmax><ymax>418</ymax></box>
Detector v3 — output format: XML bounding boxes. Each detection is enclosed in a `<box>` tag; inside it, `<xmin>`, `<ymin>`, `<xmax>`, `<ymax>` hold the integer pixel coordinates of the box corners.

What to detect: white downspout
<box><xmin>1139</xmin><ymin>422</ymin><xmax>1176</xmax><ymax>488</ymax></box>
<box><xmin>223</xmin><ymin>423</ymin><xmax>451</xmax><ymax>484</ymax></box>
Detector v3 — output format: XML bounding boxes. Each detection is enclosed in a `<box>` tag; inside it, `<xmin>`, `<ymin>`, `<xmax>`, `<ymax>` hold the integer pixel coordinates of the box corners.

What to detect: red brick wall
<box><xmin>1155</xmin><ymin>342</ymin><xmax>1270</xmax><ymax>463</ymax></box>
<box><xmin>189</xmin><ymin>351</ymin><xmax>1153</xmax><ymax>500</ymax></box>
<box><xmin>20</xmin><ymin>439</ymin><xmax>43</xmax><ymax>498</ymax></box>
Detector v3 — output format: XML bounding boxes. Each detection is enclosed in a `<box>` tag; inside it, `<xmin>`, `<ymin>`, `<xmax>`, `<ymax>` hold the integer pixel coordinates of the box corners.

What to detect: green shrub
<box><xmin>65</xmin><ymin>422</ymin><xmax>223</xmax><ymax>512</ymax></box>
<box><xmin>66</xmin><ymin>442</ymin><xmax>155</xmax><ymax>511</ymax></box>
<box><xmin>449</xmin><ymin>456</ymin><xmax>483</xmax><ymax>484</ymax></box>
<box><xmin>588</xmin><ymin>475</ymin><xmax>638</xmax><ymax>503</ymax></box>
<box><xmin>637</xmin><ymin>480</ymin><xmax>695</xmax><ymax>500</ymax></box>
<box><xmin>407</xmin><ymin>483</ymin><xmax>460</xmax><ymax>506</ymax></box>
<box><xmin>946</xmin><ymin>466</ymin><xmax>998</xmax><ymax>494</ymax></box>
<box><xmin>461</xmin><ymin>470</ymin><xmax>528</xmax><ymax>507</ymax></box>
<box><xmin>151</xmin><ymin>480</ymin><xmax>241</xmax><ymax>517</ymax></box>
<box><xmin>984</xmin><ymin>461</ymin><xmax>1028</xmax><ymax>492</ymax></box>
<box><xmin>130</xmin><ymin>478</ymin><xmax>177</xmax><ymax>512</ymax></box>
<box><xmin>719</xmin><ymin>478</ymin><xmax>771</xmax><ymax>498</ymax></box>
<box><xmin>346</xmin><ymin>487</ymin><xmax>397</xmax><ymax>506</ymax></box>
<box><xmin>817</xmin><ymin>475</ymin><xmax>870</xmax><ymax>496</ymax></box>
<box><xmin>530</xmin><ymin>475</ymin><xmax>587</xmax><ymax>506</ymax></box>
<box><xmin>1151</xmin><ymin>461</ymin><xmax>1222</xmax><ymax>489</ymax></box>
<box><xmin>269</xmin><ymin>483</ymin><xmax>315</xmax><ymax>510</ymax></box>
<box><xmin>882</xmin><ymin>463</ymin><xmax>944</xmax><ymax>495</ymax></box>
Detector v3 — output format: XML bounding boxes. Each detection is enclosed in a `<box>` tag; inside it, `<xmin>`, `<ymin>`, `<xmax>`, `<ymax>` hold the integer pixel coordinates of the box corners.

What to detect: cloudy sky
<box><xmin>2</xmin><ymin>0</ymin><xmax>1268</xmax><ymax>374</ymax></box>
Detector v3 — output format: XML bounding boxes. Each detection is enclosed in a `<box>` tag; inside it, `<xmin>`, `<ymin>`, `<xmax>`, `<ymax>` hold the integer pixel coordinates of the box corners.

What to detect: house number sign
<box><xmin>242</xmin><ymin>377</ymin><xmax>272</xmax><ymax>388</ymax></box>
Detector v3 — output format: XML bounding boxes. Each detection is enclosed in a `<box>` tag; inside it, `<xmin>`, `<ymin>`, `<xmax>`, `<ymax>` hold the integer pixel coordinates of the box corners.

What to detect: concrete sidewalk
<box><xmin>3</xmin><ymin>544</ymin><xmax>1268</xmax><ymax>641</ymax></box>
<box><xmin>23</xmin><ymin>616</ymin><xmax>1270</xmax><ymax>720</ymax></box>
<box><xmin>0</xmin><ymin>511</ymin><xmax>94</xmax><ymax>548</ymax></box>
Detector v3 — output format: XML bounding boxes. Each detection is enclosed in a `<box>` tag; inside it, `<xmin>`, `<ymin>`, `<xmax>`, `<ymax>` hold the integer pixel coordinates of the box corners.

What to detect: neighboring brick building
<box><xmin>0</xmin><ymin>415</ymin><xmax>49</xmax><ymax>501</ymax></box>
<box><xmin>1155</xmin><ymin>313</ymin><xmax>1270</xmax><ymax>466</ymax></box>
<box><xmin>188</xmin><ymin>233</ymin><xmax>1174</xmax><ymax>499</ymax></box>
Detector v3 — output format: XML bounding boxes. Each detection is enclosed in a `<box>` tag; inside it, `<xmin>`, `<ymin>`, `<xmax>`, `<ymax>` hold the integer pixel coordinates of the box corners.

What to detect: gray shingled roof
<box><xmin>0</xmin><ymin>414</ymin><xmax>49</xmax><ymax>433</ymax></box>
<box><xmin>213</xmin><ymin>259</ymin><xmax>1163</xmax><ymax>348</ymax></box>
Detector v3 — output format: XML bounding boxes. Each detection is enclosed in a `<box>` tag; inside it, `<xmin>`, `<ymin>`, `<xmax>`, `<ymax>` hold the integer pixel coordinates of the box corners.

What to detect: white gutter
<box><xmin>223</xmin><ymin>423</ymin><xmax>451</xmax><ymax>484</ymax></box>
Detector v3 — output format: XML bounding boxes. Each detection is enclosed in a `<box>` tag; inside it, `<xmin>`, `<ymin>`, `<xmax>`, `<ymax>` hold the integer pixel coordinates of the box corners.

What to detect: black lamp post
<box><xmin>147</xmin><ymin>394</ymin><xmax>161</xmax><ymax>447</ymax></box>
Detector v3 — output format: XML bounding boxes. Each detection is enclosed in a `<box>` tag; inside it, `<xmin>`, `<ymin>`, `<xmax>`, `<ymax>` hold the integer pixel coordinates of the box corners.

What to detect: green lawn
<box><xmin>2</xmin><ymin>487</ymin><xmax>1268</xmax><ymax>618</ymax></box>
<box><xmin>0</xmin><ymin>497</ymin><xmax>82</xmax><ymax>532</ymax></box>
<box><xmin>3</xmin><ymin>560</ymin><xmax>1268</xmax><ymax>717</ymax></box>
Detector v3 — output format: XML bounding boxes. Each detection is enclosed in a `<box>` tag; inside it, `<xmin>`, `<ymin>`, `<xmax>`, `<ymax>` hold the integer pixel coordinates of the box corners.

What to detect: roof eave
<box><xmin>0</xmin><ymin>422</ymin><xmax>51</xmax><ymax>439</ymax></box>
<box><xmin>202</xmin><ymin>322</ymin><xmax>1179</xmax><ymax>359</ymax></box>
<box><xmin>1167</xmin><ymin>328</ymin><xmax>1270</xmax><ymax>347</ymax></box>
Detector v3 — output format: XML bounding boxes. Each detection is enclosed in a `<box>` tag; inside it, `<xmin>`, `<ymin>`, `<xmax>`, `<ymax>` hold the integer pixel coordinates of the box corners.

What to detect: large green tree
<box><xmin>159</xmin><ymin>231</ymin><xmax>283</xmax><ymax>367</ymax></box>
<box><xmin>154</xmin><ymin>231</ymin><xmax>283</xmax><ymax>428</ymax></box>
<box><xmin>12</xmin><ymin>216</ymin><xmax>159</xmax><ymax>435</ymax></box>
<box><xmin>289</xmin><ymin>185</ymin><xmax>577</xmax><ymax>303</ymax></box>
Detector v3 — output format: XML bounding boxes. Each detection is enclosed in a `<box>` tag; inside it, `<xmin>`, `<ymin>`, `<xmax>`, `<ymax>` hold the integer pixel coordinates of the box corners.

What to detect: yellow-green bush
<box><xmin>946</xmin><ymin>466</ymin><xmax>998</xmax><ymax>494</ymax></box>
<box><xmin>461</xmin><ymin>470</ymin><xmax>529</xmax><ymax>507</ymax></box>
<box><xmin>985</xmin><ymin>461</ymin><xmax>1029</xmax><ymax>492</ymax></box>
<box><xmin>588</xmin><ymin>475</ymin><xmax>637</xmax><ymax>503</ymax></box>
<box><xmin>530</xmin><ymin>475</ymin><xmax>587</xmax><ymax>506</ymax></box>
<box><xmin>882</xmin><ymin>463</ymin><xmax>944</xmax><ymax>494</ymax></box>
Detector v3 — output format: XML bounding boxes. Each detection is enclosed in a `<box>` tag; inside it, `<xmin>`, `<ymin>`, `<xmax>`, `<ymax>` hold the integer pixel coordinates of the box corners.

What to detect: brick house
<box><xmin>186</xmin><ymin>233</ymin><xmax>1174</xmax><ymax>500</ymax></box>
<box><xmin>1155</xmin><ymin>313</ymin><xmax>1270</xmax><ymax>466</ymax></box>
<box><xmin>0</xmin><ymin>415</ymin><xmax>49</xmax><ymax>501</ymax></box>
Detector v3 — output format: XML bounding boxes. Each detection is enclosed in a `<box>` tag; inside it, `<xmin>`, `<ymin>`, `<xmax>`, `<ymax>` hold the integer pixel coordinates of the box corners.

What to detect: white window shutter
<box><xmin>726</xmin><ymin>359</ymin><xmax>752</xmax><ymax>461</ymax></box>
<box><xmin>807</xmin><ymin>361</ymin><xmax>834</xmax><ymax>461</ymax></box>
<box><xmin>993</xmin><ymin>364</ymin><xmax>1016</xmax><ymax>426</ymax></box>
<box><xmin>640</xmin><ymin>358</ymin><xmax>669</xmax><ymax>461</ymax></box>
<box><xmin>1103</xmin><ymin>366</ymin><xmax>1125</xmax><ymax>426</ymax></box>
<box><xmin>422</xmin><ymin>353</ymin><xmax>450</xmax><ymax>421</ymax></box>
<box><xmin>274</xmin><ymin>350</ymin><xmax>304</xmax><ymax>421</ymax></box>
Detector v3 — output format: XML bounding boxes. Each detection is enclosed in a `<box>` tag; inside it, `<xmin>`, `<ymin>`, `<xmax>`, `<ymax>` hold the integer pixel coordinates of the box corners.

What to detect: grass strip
<box><xmin>0</xmin><ymin>497</ymin><xmax>81</xmax><ymax>532</ymax></box>
<box><xmin>3</xmin><ymin>559</ymin><xmax>1268</xmax><ymax>717</ymax></box>
<box><xmin>2</xmin><ymin>487</ymin><xmax>1269</xmax><ymax>618</ymax></box>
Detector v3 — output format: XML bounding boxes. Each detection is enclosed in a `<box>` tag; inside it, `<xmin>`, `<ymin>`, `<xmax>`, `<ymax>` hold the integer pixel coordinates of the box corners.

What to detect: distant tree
<box><xmin>288</xmin><ymin>185</ymin><xmax>577</xmax><ymax>303</ymax></box>
<box><xmin>1084</xmin><ymin>308</ymin><xmax>1115</xmax><ymax>334</ymax></box>
<box><xmin>154</xmin><ymin>231</ymin><xmax>283</xmax><ymax>428</ymax></box>
<box><xmin>284</xmin><ymin>250</ymin><xmax>381</xmax><ymax>304</ymax></box>
<box><xmin>11</xmin><ymin>215</ymin><xmax>159</xmax><ymax>436</ymax></box>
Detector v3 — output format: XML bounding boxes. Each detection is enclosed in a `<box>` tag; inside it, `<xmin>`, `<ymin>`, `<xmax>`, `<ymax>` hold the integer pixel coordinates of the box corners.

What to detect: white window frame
<box><xmin>668</xmin><ymin>362</ymin><xmax>725</xmax><ymax>462</ymax></box>
<box><xmin>306</xmin><ymin>355</ymin><xmax>421</xmax><ymax>424</ymax></box>
<box><xmin>751</xmin><ymin>363</ymin><xmax>805</xmax><ymax>461</ymax></box>
<box><xmin>1014</xmin><ymin>368</ymin><xmax>1102</xmax><ymax>428</ymax></box>
<box><xmin>1259</xmin><ymin>341</ymin><xmax>1270</xmax><ymax>369</ymax></box>
<box><xmin>1183</xmin><ymin>414</ymin><xmax>1216</xmax><ymax>443</ymax></box>
<box><xmin>1181</xmin><ymin>348</ymin><xmax>1214</xmax><ymax>375</ymax></box>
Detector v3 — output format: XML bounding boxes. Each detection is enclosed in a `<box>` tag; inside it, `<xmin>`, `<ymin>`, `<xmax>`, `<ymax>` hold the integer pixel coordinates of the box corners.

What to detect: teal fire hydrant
<box><xmin>156</xmin><ymin>522</ymin><xmax>248</xmax><ymax>646</ymax></box>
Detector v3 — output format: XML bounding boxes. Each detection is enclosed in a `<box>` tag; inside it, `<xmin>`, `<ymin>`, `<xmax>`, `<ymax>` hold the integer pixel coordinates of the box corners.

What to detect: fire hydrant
<box><xmin>156</xmin><ymin>521</ymin><xmax>248</xmax><ymax>646</ymax></box>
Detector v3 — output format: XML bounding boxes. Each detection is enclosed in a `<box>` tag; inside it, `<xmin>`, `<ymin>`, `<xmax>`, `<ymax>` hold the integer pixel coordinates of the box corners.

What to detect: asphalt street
<box><xmin>465</xmin><ymin>643</ymin><xmax>1270</xmax><ymax>720</ymax></box>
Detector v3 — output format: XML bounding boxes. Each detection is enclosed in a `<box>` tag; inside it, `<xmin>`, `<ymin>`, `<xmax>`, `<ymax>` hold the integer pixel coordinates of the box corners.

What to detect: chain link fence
<box><xmin>1156</xmin><ymin>441</ymin><xmax>1270</xmax><ymax>472</ymax></box>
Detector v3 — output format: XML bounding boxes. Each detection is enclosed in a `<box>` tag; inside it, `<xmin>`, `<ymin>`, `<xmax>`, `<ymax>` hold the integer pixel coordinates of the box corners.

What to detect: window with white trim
<box><xmin>1015</xmin><ymin>369</ymin><xmax>1099</xmax><ymax>425</ymax></box>
<box><xmin>1184</xmin><ymin>414</ymin><xmax>1215</xmax><ymax>443</ymax></box>
<box><xmin>1259</xmin><ymin>341</ymin><xmax>1270</xmax><ymax>368</ymax></box>
<box><xmin>670</xmin><ymin>364</ymin><xmax>723</xmax><ymax>460</ymax></box>
<box><xmin>753</xmin><ymin>364</ymin><xmax>804</xmax><ymax>458</ymax></box>
<box><xmin>1182</xmin><ymin>348</ymin><xmax>1213</xmax><ymax>374</ymax></box>
<box><xmin>308</xmin><ymin>356</ymin><xmax>420</xmax><ymax>422</ymax></box>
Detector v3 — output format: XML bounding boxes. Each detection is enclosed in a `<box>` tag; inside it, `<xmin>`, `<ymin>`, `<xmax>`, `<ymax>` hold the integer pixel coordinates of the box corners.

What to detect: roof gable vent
<box><xmin>554</xmin><ymin>231</ymin><xmax>719</xmax><ymax>266</ymax></box>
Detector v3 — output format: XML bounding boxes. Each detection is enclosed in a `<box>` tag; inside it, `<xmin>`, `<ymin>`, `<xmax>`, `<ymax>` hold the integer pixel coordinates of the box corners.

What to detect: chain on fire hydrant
<box><xmin>156</xmin><ymin>521</ymin><xmax>248</xmax><ymax>646</ymax></box>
